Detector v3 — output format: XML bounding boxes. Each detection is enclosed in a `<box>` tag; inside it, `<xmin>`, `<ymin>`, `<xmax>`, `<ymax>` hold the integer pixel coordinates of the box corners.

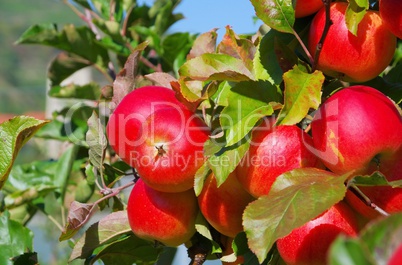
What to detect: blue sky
<box><xmin>138</xmin><ymin>0</ymin><xmax>263</xmax><ymax>38</ymax></box>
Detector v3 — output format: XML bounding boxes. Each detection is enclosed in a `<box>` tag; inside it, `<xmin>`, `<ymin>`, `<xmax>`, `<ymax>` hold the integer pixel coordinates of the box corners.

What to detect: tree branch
<box><xmin>188</xmin><ymin>243</ymin><xmax>208</xmax><ymax>265</ymax></box>
<box><xmin>312</xmin><ymin>0</ymin><xmax>333</xmax><ymax>71</ymax></box>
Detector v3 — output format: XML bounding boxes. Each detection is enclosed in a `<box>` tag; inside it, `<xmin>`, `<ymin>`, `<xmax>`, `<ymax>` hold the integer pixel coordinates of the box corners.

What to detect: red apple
<box><xmin>106</xmin><ymin>85</ymin><xmax>186</xmax><ymax>165</ymax></box>
<box><xmin>132</xmin><ymin>107</ymin><xmax>209</xmax><ymax>192</ymax></box>
<box><xmin>311</xmin><ymin>85</ymin><xmax>402</xmax><ymax>179</ymax></box>
<box><xmin>388</xmin><ymin>241</ymin><xmax>402</xmax><ymax>265</ymax></box>
<box><xmin>198</xmin><ymin>171</ymin><xmax>254</xmax><ymax>238</ymax></box>
<box><xmin>126</xmin><ymin>179</ymin><xmax>198</xmax><ymax>247</ymax></box>
<box><xmin>276</xmin><ymin>201</ymin><xmax>359</xmax><ymax>265</ymax></box>
<box><xmin>308</xmin><ymin>2</ymin><xmax>396</xmax><ymax>82</ymax></box>
<box><xmin>236</xmin><ymin>118</ymin><xmax>320</xmax><ymax>198</ymax></box>
<box><xmin>294</xmin><ymin>0</ymin><xmax>324</xmax><ymax>18</ymax></box>
<box><xmin>380</xmin><ymin>0</ymin><xmax>402</xmax><ymax>39</ymax></box>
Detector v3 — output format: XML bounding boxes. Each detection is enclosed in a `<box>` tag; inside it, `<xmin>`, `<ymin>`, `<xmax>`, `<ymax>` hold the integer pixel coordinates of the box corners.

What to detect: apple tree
<box><xmin>1</xmin><ymin>0</ymin><xmax>402</xmax><ymax>264</ymax></box>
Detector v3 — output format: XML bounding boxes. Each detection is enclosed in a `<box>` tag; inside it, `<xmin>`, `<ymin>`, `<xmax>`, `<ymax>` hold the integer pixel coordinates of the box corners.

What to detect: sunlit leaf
<box><xmin>179</xmin><ymin>53</ymin><xmax>255</xmax><ymax>82</ymax></box>
<box><xmin>243</xmin><ymin>168</ymin><xmax>349</xmax><ymax>263</ymax></box>
<box><xmin>207</xmin><ymin>137</ymin><xmax>251</xmax><ymax>187</ymax></box>
<box><xmin>250</xmin><ymin>0</ymin><xmax>295</xmax><ymax>34</ymax></box>
<box><xmin>194</xmin><ymin>161</ymin><xmax>211</xmax><ymax>196</ymax></box>
<box><xmin>220</xmin><ymin>81</ymin><xmax>280</xmax><ymax>146</ymax></box>
<box><xmin>187</xmin><ymin>29</ymin><xmax>218</xmax><ymax>60</ymax></box>
<box><xmin>277</xmin><ymin>66</ymin><xmax>324</xmax><ymax>125</ymax></box>
<box><xmin>345</xmin><ymin>0</ymin><xmax>369</xmax><ymax>36</ymax></box>
<box><xmin>217</xmin><ymin>26</ymin><xmax>256</xmax><ymax>72</ymax></box>
<box><xmin>0</xmin><ymin>116</ymin><xmax>48</xmax><ymax>189</ymax></box>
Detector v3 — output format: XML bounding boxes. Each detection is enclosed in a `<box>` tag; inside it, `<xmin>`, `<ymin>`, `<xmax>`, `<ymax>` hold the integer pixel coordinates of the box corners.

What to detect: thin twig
<box><xmin>349</xmin><ymin>184</ymin><xmax>390</xmax><ymax>217</ymax></box>
<box><xmin>292</xmin><ymin>28</ymin><xmax>314</xmax><ymax>66</ymax></box>
<box><xmin>312</xmin><ymin>0</ymin><xmax>333</xmax><ymax>71</ymax></box>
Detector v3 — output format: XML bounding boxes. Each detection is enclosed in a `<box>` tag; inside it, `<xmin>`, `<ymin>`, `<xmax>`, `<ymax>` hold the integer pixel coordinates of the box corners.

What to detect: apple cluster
<box><xmin>105</xmin><ymin>1</ymin><xmax>402</xmax><ymax>264</ymax></box>
<box><xmin>107</xmin><ymin>86</ymin><xmax>211</xmax><ymax>246</ymax></box>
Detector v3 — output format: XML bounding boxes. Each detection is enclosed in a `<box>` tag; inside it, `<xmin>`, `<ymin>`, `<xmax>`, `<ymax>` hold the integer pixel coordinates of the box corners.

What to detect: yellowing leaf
<box><xmin>277</xmin><ymin>66</ymin><xmax>324</xmax><ymax>125</ymax></box>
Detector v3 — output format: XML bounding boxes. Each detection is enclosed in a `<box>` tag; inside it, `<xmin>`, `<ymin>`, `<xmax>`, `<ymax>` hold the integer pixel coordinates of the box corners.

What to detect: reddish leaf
<box><xmin>145</xmin><ymin>72</ymin><xmax>176</xmax><ymax>88</ymax></box>
<box><xmin>187</xmin><ymin>28</ymin><xmax>218</xmax><ymax>60</ymax></box>
<box><xmin>59</xmin><ymin>201</ymin><xmax>96</xmax><ymax>241</ymax></box>
<box><xmin>111</xmin><ymin>42</ymin><xmax>148</xmax><ymax>111</ymax></box>
<box><xmin>217</xmin><ymin>26</ymin><xmax>256</xmax><ymax>72</ymax></box>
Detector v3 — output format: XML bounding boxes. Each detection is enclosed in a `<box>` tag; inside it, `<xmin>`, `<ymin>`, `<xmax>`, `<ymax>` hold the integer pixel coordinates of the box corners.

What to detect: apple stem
<box><xmin>188</xmin><ymin>244</ymin><xmax>208</xmax><ymax>265</ymax></box>
<box><xmin>312</xmin><ymin>0</ymin><xmax>333</xmax><ymax>72</ymax></box>
<box><xmin>349</xmin><ymin>184</ymin><xmax>390</xmax><ymax>217</ymax></box>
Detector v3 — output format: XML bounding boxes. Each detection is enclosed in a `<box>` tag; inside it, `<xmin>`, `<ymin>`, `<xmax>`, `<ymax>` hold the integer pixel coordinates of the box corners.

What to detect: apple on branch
<box><xmin>126</xmin><ymin>178</ymin><xmax>198</xmax><ymax>247</ymax></box>
<box><xmin>106</xmin><ymin>85</ymin><xmax>187</xmax><ymax>165</ymax></box>
<box><xmin>308</xmin><ymin>2</ymin><xmax>396</xmax><ymax>82</ymax></box>
<box><xmin>276</xmin><ymin>201</ymin><xmax>359</xmax><ymax>265</ymax></box>
<box><xmin>236</xmin><ymin>117</ymin><xmax>320</xmax><ymax>198</ymax></box>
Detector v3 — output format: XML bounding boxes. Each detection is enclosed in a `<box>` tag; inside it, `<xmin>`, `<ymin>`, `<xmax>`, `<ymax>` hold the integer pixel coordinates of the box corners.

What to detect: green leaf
<box><xmin>328</xmin><ymin>236</ymin><xmax>375</xmax><ymax>265</ymax></box>
<box><xmin>3</xmin><ymin>160</ymin><xmax>58</xmax><ymax>192</ymax></box>
<box><xmin>179</xmin><ymin>53</ymin><xmax>255</xmax><ymax>82</ymax></box>
<box><xmin>345</xmin><ymin>0</ymin><xmax>369</xmax><ymax>36</ymax></box>
<box><xmin>54</xmin><ymin>144</ymin><xmax>80</xmax><ymax>203</ymax></box>
<box><xmin>207</xmin><ymin>137</ymin><xmax>251</xmax><ymax>187</ymax></box>
<box><xmin>255</xmin><ymin>30</ymin><xmax>294</xmax><ymax>84</ymax></box>
<box><xmin>5</xmin><ymin>185</ymin><xmax>57</xmax><ymax>209</ymax></box>
<box><xmin>86</xmin><ymin>112</ymin><xmax>107</xmax><ymax>169</ymax></box>
<box><xmin>194</xmin><ymin>161</ymin><xmax>211</xmax><ymax>196</ymax></box>
<box><xmin>161</xmin><ymin>32</ymin><xmax>194</xmax><ymax>69</ymax></box>
<box><xmin>195</xmin><ymin>211</ymin><xmax>214</xmax><ymax>241</ymax></box>
<box><xmin>243</xmin><ymin>168</ymin><xmax>349</xmax><ymax>263</ymax></box>
<box><xmin>0</xmin><ymin>211</ymin><xmax>34</xmax><ymax>265</ymax></box>
<box><xmin>349</xmin><ymin>171</ymin><xmax>389</xmax><ymax>187</ymax></box>
<box><xmin>250</xmin><ymin>0</ymin><xmax>295</xmax><ymax>34</ymax></box>
<box><xmin>16</xmin><ymin>24</ymin><xmax>110</xmax><ymax>70</ymax></box>
<box><xmin>49</xmin><ymin>82</ymin><xmax>101</xmax><ymax>100</ymax></box>
<box><xmin>220</xmin><ymin>81</ymin><xmax>280</xmax><ymax>146</ymax></box>
<box><xmin>0</xmin><ymin>116</ymin><xmax>48</xmax><ymax>189</ymax></box>
<box><xmin>276</xmin><ymin>66</ymin><xmax>324</xmax><ymax>125</ymax></box>
<box><xmin>69</xmin><ymin>211</ymin><xmax>132</xmax><ymax>261</ymax></box>
<box><xmin>48</xmin><ymin>52</ymin><xmax>90</xmax><ymax>86</ymax></box>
